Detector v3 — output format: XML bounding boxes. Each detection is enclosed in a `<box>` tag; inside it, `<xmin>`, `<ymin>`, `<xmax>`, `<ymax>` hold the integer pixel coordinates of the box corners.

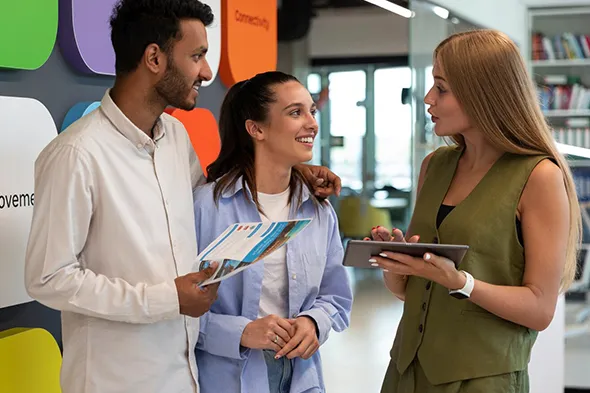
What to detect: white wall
<box><xmin>430</xmin><ymin>0</ymin><xmax>527</xmax><ymax>43</ymax></box>
<box><xmin>430</xmin><ymin>0</ymin><xmax>528</xmax><ymax>54</ymax></box>
<box><xmin>529</xmin><ymin>295</ymin><xmax>566</xmax><ymax>393</ymax></box>
<box><xmin>308</xmin><ymin>7</ymin><xmax>409</xmax><ymax>58</ymax></box>
<box><xmin>309</xmin><ymin>1</ymin><xmax>529</xmax><ymax>59</ymax></box>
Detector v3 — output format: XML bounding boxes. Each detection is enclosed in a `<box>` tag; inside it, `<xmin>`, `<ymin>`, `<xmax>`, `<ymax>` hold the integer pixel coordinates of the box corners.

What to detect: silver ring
<box><xmin>273</xmin><ymin>335</ymin><xmax>279</xmax><ymax>344</ymax></box>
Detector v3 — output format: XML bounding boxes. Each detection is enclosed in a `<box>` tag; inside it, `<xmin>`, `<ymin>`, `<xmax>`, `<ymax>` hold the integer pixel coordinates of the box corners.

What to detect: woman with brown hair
<box><xmin>193</xmin><ymin>71</ymin><xmax>353</xmax><ymax>393</ymax></box>
<box><xmin>370</xmin><ymin>29</ymin><xmax>581</xmax><ymax>392</ymax></box>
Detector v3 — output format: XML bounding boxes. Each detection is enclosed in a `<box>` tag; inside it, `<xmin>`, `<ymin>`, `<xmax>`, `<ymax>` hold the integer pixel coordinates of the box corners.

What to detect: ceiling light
<box><xmin>363</xmin><ymin>0</ymin><xmax>414</xmax><ymax>18</ymax></box>
<box><xmin>432</xmin><ymin>5</ymin><xmax>449</xmax><ymax>19</ymax></box>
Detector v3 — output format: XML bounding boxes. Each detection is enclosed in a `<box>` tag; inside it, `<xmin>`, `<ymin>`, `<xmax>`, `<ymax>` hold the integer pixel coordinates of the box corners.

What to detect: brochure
<box><xmin>196</xmin><ymin>218</ymin><xmax>312</xmax><ymax>286</ymax></box>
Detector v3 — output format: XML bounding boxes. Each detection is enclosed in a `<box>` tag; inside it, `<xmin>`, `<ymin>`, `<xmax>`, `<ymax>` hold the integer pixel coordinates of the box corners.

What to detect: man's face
<box><xmin>155</xmin><ymin>19</ymin><xmax>213</xmax><ymax>110</ymax></box>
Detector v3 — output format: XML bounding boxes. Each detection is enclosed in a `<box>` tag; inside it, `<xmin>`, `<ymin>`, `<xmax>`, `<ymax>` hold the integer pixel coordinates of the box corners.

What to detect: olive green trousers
<box><xmin>381</xmin><ymin>358</ymin><xmax>529</xmax><ymax>393</ymax></box>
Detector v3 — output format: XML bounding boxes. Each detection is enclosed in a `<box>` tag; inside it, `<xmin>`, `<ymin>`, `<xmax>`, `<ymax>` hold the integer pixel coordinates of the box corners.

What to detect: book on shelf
<box><xmin>532</xmin><ymin>32</ymin><xmax>590</xmax><ymax>61</ymax></box>
<box><xmin>537</xmin><ymin>76</ymin><xmax>590</xmax><ymax>111</ymax></box>
<box><xmin>552</xmin><ymin>127</ymin><xmax>590</xmax><ymax>148</ymax></box>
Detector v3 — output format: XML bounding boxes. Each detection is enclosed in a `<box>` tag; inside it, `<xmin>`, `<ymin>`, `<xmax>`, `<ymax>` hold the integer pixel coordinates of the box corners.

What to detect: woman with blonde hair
<box><xmin>369</xmin><ymin>29</ymin><xmax>581</xmax><ymax>392</ymax></box>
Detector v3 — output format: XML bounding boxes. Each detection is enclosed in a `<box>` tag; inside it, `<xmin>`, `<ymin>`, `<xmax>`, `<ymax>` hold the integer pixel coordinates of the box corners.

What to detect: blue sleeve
<box><xmin>197</xmin><ymin>311</ymin><xmax>252</xmax><ymax>360</ymax></box>
<box><xmin>193</xmin><ymin>185</ymin><xmax>252</xmax><ymax>359</ymax></box>
<box><xmin>298</xmin><ymin>203</ymin><xmax>353</xmax><ymax>345</ymax></box>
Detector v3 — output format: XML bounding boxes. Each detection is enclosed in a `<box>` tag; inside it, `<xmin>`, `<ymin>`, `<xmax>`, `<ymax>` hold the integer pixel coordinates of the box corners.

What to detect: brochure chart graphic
<box><xmin>197</xmin><ymin>219</ymin><xmax>312</xmax><ymax>285</ymax></box>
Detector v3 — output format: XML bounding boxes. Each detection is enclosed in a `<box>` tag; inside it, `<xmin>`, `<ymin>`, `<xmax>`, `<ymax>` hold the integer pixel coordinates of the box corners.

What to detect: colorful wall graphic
<box><xmin>0</xmin><ymin>0</ymin><xmax>277</xmax><ymax>338</ymax></box>
<box><xmin>219</xmin><ymin>0</ymin><xmax>277</xmax><ymax>86</ymax></box>
<box><xmin>0</xmin><ymin>97</ymin><xmax>57</xmax><ymax>308</ymax></box>
<box><xmin>0</xmin><ymin>0</ymin><xmax>58</xmax><ymax>70</ymax></box>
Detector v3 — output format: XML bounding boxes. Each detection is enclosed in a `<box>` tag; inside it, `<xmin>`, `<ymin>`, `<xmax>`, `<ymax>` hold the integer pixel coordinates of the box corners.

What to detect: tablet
<box><xmin>342</xmin><ymin>240</ymin><xmax>469</xmax><ymax>269</ymax></box>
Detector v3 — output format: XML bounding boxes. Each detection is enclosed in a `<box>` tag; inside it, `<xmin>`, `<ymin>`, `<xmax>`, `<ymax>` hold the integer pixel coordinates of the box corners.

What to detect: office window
<box><xmin>374</xmin><ymin>67</ymin><xmax>412</xmax><ymax>191</ymax></box>
<box><xmin>328</xmin><ymin>70</ymin><xmax>366</xmax><ymax>191</ymax></box>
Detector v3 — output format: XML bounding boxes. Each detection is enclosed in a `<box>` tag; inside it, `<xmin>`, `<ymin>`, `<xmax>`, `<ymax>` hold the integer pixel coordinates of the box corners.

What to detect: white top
<box><xmin>257</xmin><ymin>187</ymin><xmax>291</xmax><ymax>319</ymax></box>
<box><xmin>24</xmin><ymin>90</ymin><xmax>205</xmax><ymax>393</ymax></box>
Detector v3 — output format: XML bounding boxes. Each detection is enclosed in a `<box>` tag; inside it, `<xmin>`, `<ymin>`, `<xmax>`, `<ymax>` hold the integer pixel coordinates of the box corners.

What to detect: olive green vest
<box><xmin>391</xmin><ymin>145</ymin><xmax>547</xmax><ymax>385</ymax></box>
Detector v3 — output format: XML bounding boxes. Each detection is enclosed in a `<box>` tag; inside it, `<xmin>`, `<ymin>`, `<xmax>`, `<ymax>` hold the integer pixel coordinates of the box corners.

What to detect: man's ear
<box><xmin>144</xmin><ymin>43</ymin><xmax>166</xmax><ymax>74</ymax></box>
<box><xmin>245</xmin><ymin>120</ymin><xmax>265</xmax><ymax>141</ymax></box>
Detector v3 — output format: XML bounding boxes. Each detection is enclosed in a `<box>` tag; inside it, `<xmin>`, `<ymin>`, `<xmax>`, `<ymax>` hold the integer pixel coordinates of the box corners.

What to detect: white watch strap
<box><xmin>450</xmin><ymin>270</ymin><xmax>475</xmax><ymax>296</ymax></box>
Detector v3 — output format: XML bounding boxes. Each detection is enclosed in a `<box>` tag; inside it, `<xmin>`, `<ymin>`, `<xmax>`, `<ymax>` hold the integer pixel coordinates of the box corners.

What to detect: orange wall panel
<box><xmin>219</xmin><ymin>0</ymin><xmax>277</xmax><ymax>87</ymax></box>
<box><xmin>165</xmin><ymin>108</ymin><xmax>220</xmax><ymax>177</ymax></box>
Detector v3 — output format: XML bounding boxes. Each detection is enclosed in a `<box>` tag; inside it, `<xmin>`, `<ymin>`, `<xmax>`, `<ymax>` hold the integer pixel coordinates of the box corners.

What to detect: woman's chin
<box><xmin>433</xmin><ymin>126</ymin><xmax>454</xmax><ymax>138</ymax></box>
<box><xmin>301</xmin><ymin>154</ymin><xmax>313</xmax><ymax>164</ymax></box>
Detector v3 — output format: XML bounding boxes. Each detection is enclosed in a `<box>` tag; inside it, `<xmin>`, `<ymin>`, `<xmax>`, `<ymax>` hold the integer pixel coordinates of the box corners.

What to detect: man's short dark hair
<box><xmin>110</xmin><ymin>0</ymin><xmax>214</xmax><ymax>75</ymax></box>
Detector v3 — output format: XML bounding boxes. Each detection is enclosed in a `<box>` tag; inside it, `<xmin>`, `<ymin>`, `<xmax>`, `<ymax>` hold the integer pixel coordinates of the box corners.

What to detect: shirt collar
<box><xmin>100</xmin><ymin>89</ymin><xmax>166</xmax><ymax>149</ymax></box>
<box><xmin>221</xmin><ymin>175</ymin><xmax>313</xmax><ymax>206</ymax></box>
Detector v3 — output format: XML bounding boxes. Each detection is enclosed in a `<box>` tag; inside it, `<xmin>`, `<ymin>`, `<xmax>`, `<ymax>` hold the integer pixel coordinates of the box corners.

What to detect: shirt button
<box><xmin>292</xmin><ymin>274</ymin><xmax>297</xmax><ymax>280</ymax></box>
<box><xmin>422</xmin><ymin>302</ymin><xmax>427</xmax><ymax>311</ymax></box>
<box><xmin>136</xmin><ymin>143</ymin><xmax>143</xmax><ymax>149</ymax></box>
<box><xmin>426</xmin><ymin>282</ymin><xmax>432</xmax><ymax>290</ymax></box>
<box><xmin>292</xmin><ymin>313</ymin><xmax>298</xmax><ymax>318</ymax></box>
<box><xmin>419</xmin><ymin>324</ymin><xmax>424</xmax><ymax>333</ymax></box>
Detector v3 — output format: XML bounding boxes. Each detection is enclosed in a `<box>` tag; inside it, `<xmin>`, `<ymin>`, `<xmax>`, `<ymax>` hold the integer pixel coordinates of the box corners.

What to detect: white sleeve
<box><xmin>24</xmin><ymin>144</ymin><xmax>179</xmax><ymax>324</ymax></box>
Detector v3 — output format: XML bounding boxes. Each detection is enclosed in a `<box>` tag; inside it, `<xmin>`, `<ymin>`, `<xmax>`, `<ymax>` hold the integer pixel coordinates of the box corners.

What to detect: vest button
<box><xmin>422</xmin><ymin>302</ymin><xmax>426</xmax><ymax>311</ymax></box>
<box><xmin>418</xmin><ymin>324</ymin><xmax>424</xmax><ymax>333</ymax></box>
<box><xmin>426</xmin><ymin>282</ymin><xmax>432</xmax><ymax>290</ymax></box>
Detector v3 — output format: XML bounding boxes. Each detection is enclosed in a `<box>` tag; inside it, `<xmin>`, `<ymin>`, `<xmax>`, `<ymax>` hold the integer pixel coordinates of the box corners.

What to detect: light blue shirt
<box><xmin>193</xmin><ymin>178</ymin><xmax>353</xmax><ymax>393</ymax></box>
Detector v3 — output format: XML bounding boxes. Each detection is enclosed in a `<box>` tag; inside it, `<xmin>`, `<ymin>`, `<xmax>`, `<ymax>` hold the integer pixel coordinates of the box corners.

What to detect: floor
<box><xmin>320</xmin><ymin>268</ymin><xmax>590</xmax><ymax>393</ymax></box>
<box><xmin>565</xmin><ymin>301</ymin><xmax>590</xmax><ymax>390</ymax></box>
<box><xmin>321</xmin><ymin>269</ymin><xmax>402</xmax><ymax>392</ymax></box>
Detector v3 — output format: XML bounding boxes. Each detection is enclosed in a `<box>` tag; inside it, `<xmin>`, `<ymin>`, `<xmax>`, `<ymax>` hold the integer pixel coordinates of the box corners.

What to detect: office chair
<box><xmin>337</xmin><ymin>195</ymin><xmax>393</xmax><ymax>240</ymax></box>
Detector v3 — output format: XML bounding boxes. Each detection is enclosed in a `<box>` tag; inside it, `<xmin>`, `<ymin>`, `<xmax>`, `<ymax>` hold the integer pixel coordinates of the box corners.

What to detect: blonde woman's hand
<box><xmin>365</xmin><ymin>227</ymin><xmax>420</xmax><ymax>300</ymax></box>
<box><xmin>364</xmin><ymin>226</ymin><xmax>420</xmax><ymax>243</ymax></box>
<box><xmin>371</xmin><ymin>252</ymin><xmax>464</xmax><ymax>290</ymax></box>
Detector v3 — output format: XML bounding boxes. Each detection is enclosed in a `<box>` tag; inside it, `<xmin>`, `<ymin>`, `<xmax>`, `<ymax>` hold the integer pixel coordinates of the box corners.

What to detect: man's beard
<box><xmin>155</xmin><ymin>59</ymin><xmax>196</xmax><ymax>111</ymax></box>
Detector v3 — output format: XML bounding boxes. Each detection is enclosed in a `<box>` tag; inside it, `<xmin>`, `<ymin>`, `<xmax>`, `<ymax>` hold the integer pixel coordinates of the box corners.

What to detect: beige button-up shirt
<box><xmin>25</xmin><ymin>90</ymin><xmax>205</xmax><ymax>393</ymax></box>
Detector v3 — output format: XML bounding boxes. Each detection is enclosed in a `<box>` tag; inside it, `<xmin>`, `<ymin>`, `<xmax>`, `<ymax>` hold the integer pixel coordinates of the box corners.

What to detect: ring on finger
<box><xmin>273</xmin><ymin>334</ymin><xmax>279</xmax><ymax>344</ymax></box>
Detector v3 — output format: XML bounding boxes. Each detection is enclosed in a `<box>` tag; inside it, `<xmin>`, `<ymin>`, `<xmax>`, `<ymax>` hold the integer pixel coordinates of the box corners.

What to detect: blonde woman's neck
<box><xmin>460</xmin><ymin>130</ymin><xmax>504</xmax><ymax>171</ymax></box>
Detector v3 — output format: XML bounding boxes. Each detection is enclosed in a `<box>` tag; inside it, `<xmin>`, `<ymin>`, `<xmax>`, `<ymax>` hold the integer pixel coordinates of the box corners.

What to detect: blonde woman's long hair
<box><xmin>434</xmin><ymin>29</ymin><xmax>581</xmax><ymax>291</ymax></box>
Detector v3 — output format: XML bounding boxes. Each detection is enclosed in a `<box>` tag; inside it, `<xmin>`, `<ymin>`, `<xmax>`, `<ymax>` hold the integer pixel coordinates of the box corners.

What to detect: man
<box><xmin>24</xmin><ymin>1</ymin><xmax>340</xmax><ymax>392</ymax></box>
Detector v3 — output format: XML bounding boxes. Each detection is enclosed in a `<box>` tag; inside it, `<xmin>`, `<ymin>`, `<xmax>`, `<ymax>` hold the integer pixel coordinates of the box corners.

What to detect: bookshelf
<box><xmin>529</xmin><ymin>6</ymin><xmax>590</xmax><ymax>159</ymax></box>
<box><xmin>532</xmin><ymin>59</ymin><xmax>590</xmax><ymax>68</ymax></box>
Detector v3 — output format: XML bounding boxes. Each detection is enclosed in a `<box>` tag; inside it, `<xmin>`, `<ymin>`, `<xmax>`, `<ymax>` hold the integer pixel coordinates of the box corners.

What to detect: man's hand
<box><xmin>295</xmin><ymin>164</ymin><xmax>342</xmax><ymax>198</ymax></box>
<box><xmin>175</xmin><ymin>263</ymin><xmax>219</xmax><ymax>318</ymax></box>
<box><xmin>275</xmin><ymin>316</ymin><xmax>319</xmax><ymax>360</ymax></box>
<box><xmin>240</xmin><ymin>315</ymin><xmax>296</xmax><ymax>352</ymax></box>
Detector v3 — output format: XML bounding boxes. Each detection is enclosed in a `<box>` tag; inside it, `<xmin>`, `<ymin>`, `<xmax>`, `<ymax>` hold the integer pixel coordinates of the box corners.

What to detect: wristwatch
<box><xmin>449</xmin><ymin>270</ymin><xmax>474</xmax><ymax>299</ymax></box>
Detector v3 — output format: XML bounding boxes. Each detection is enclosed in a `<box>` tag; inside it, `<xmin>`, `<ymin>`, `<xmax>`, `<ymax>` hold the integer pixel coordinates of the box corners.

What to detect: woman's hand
<box><xmin>240</xmin><ymin>315</ymin><xmax>296</xmax><ymax>352</ymax></box>
<box><xmin>364</xmin><ymin>227</ymin><xmax>419</xmax><ymax>300</ymax></box>
<box><xmin>274</xmin><ymin>317</ymin><xmax>320</xmax><ymax>360</ymax></box>
<box><xmin>365</xmin><ymin>227</ymin><xmax>420</xmax><ymax>243</ymax></box>
<box><xmin>371</xmin><ymin>252</ymin><xmax>466</xmax><ymax>290</ymax></box>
